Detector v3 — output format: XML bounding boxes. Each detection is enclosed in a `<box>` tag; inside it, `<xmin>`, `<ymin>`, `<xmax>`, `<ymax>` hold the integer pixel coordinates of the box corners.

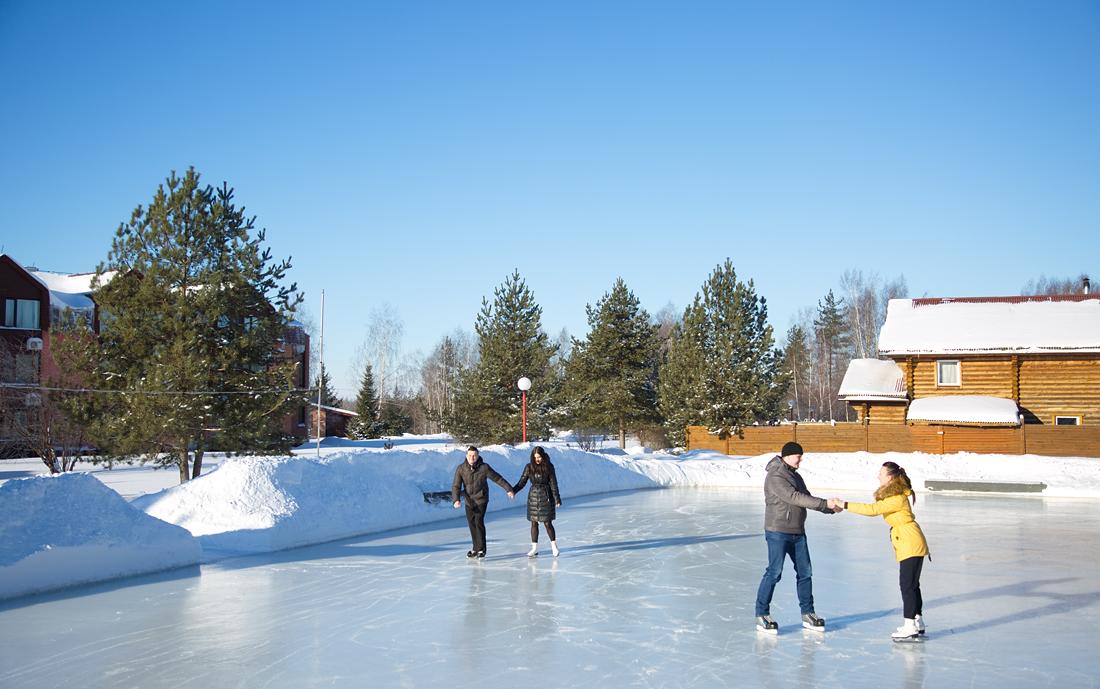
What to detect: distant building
<box><xmin>840</xmin><ymin>295</ymin><xmax>1100</xmax><ymax>426</ymax></box>
<box><xmin>0</xmin><ymin>254</ymin><xmax>310</xmax><ymax>449</ymax></box>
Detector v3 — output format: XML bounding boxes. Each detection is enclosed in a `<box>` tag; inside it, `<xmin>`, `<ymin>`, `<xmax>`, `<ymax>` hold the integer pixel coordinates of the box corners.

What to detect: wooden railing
<box><xmin>686</xmin><ymin>424</ymin><xmax>1100</xmax><ymax>458</ymax></box>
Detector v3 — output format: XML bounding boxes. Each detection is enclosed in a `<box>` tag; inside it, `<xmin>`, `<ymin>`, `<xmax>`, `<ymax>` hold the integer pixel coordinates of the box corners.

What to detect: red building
<box><xmin>0</xmin><ymin>254</ymin><xmax>310</xmax><ymax>451</ymax></box>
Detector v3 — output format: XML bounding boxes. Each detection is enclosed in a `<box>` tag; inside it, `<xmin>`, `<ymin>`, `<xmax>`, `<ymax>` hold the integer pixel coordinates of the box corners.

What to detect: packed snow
<box><xmin>2</xmin><ymin>437</ymin><xmax>1099</xmax><ymax>600</ymax></box>
<box><xmin>0</xmin><ymin>473</ymin><xmax>201</xmax><ymax>600</ymax></box>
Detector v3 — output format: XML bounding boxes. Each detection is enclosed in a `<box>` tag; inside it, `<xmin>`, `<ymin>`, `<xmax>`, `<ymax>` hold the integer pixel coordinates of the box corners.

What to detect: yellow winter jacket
<box><xmin>846</xmin><ymin>481</ymin><xmax>929</xmax><ymax>562</ymax></box>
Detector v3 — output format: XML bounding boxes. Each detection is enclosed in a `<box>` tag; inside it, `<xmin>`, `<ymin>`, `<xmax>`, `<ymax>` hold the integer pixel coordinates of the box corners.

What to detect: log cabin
<box><xmin>840</xmin><ymin>294</ymin><xmax>1100</xmax><ymax>427</ymax></box>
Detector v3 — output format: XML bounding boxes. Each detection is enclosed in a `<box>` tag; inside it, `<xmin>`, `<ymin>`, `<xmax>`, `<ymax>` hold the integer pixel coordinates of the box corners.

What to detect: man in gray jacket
<box><xmin>755</xmin><ymin>441</ymin><xmax>840</xmax><ymax>633</ymax></box>
<box><xmin>452</xmin><ymin>446</ymin><xmax>514</xmax><ymax>558</ymax></box>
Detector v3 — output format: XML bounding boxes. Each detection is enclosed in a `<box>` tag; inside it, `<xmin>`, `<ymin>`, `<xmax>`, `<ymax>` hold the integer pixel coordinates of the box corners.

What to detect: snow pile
<box><xmin>135</xmin><ymin>446</ymin><xmax>656</xmax><ymax>554</ymax></box>
<box><xmin>906</xmin><ymin>395</ymin><xmax>1021</xmax><ymax>425</ymax></box>
<box><xmin>0</xmin><ymin>473</ymin><xmax>201</xmax><ymax>600</ymax></box>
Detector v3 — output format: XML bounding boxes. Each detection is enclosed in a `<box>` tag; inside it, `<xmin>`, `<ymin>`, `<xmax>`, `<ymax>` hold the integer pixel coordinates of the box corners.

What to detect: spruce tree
<box><xmin>445</xmin><ymin>271</ymin><xmax>558</xmax><ymax>444</ymax></box>
<box><xmin>59</xmin><ymin>168</ymin><xmax>302</xmax><ymax>482</ymax></box>
<box><xmin>783</xmin><ymin>324</ymin><xmax>810</xmax><ymax>421</ymax></box>
<box><xmin>814</xmin><ymin>290</ymin><xmax>849</xmax><ymax>420</ymax></box>
<box><xmin>313</xmin><ymin>365</ymin><xmax>340</xmax><ymax>408</ymax></box>
<box><xmin>659</xmin><ymin>260</ymin><xmax>787</xmax><ymax>445</ymax></box>
<box><xmin>563</xmin><ymin>278</ymin><xmax>660</xmax><ymax>448</ymax></box>
<box><xmin>348</xmin><ymin>364</ymin><xmax>381</xmax><ymax>439</ymax></box>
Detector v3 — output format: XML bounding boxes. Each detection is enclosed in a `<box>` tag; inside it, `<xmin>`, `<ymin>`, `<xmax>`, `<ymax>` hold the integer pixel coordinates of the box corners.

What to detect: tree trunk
<box><xmin>192</xmin><ymin>448</ymin><xmax>205</xmax><ymax>478</ymax></box>
<box><xmin>178</xmin><ymin>450</ymin><xmax>191</xmax><ymax>483</ymax></box>
<box><xmin>619</xmin><ymin>417</ymin><xmax>626</xmax><ymax>449</ymax></box>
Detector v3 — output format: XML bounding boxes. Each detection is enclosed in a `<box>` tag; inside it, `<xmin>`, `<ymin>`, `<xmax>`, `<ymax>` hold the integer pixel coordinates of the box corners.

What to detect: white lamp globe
<box><xmin>517</xmin><ymin>377</ymin><xmax>532</xmax><ymax>391</ymax></box>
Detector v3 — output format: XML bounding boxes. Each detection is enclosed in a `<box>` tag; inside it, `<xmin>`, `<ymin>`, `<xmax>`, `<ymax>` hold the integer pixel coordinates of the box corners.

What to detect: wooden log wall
<box><xmin>686</xmin><ymin>424</ymin><xmax>1100</xmax><ymax>457</ymax></box>
<box><xmin>1018</xmin><ymin>357</ymin><xmax>1100</xmax><ymax>424</ymax></box>
<box><xmin>911</xmin><ymin>357</ymin><xmax>1014</xmax><ymax>398</ymax></box>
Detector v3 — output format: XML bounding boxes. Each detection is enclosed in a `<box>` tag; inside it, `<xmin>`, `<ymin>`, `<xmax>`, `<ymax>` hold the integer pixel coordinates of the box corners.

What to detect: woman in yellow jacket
<box><xmin>837</xmin><ymin>461</ymin><xmax>929</xmax><ymax>641</ymax></box>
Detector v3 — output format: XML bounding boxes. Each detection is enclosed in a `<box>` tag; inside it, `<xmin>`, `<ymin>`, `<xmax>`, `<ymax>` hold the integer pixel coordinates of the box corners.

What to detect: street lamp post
<box><xmin>517</xmin><ymin>377</ymin><xmax>532</xmax><ymax>443</ymax></box>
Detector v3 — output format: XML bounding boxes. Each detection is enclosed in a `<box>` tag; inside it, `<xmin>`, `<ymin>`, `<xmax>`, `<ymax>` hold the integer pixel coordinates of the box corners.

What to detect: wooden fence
<box><xmin>686</xmin><ymin>424</ymin><xmax>1100</xmax><ymax>458</ymax></box>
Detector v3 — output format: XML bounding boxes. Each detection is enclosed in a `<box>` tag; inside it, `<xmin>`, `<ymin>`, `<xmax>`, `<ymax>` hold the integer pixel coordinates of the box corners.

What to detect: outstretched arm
<box><xmin>766</xmin><ymin>473</ymin><xmax>830</xmax><ymax>512</ymax></box>
<box><xmin>487</xmin><ymin>465</ymin><xmax>515</xmax><ymax>498</ymax></box>
<box><xmin>512</xmin><ymin>466</ymin><xmax>530</xmax><ymax>493</ymax></box>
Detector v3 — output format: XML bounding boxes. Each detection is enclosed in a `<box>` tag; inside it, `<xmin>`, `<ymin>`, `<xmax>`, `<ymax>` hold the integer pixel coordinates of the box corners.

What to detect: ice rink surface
<box><xmin>2</xmin><ymin>487</ymin><xmax>1098</xmax><ymax>689</ymax></box>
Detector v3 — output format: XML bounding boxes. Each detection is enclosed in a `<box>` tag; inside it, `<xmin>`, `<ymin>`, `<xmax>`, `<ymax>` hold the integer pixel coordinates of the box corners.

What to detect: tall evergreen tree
<box><xmin>445</xmin><ymin>271</ymin><xmax>558</xmax><ymax>444</ymax></box>
<box><xmin>313</xmin><ymin>365</ymin><xmax>340</xmax><ymax>407</ymax></box>
<box><xmin>783</xmin><ymin>324</ymin><xmax>811</xmax><ymax>421</ymax></box>
<box><xmin>59</xmin><ymin>168</ymin><xmax>303</xmax><ymax>482</ymax></box>
<box><xmin>814</xmin><ymin>289</ymin><xmax>848</xmax><ymax>420</ymax></box>
<box><xmin>563</xmin><ymin>278</ymin><xmax>660</xmax><ymax>448</ymax></box>
<box><xmin>659</xmin><ymin>260</ymin><xmax>787</xmax><ymax>445</ymax></box>
<box><xmin>347</xmin><ymin>364</ymin><xmax>381</xmax><ymax>439</ymax></box>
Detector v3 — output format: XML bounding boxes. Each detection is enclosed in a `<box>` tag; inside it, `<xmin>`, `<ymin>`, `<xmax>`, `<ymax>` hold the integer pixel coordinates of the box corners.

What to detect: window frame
<box><xmin>3</xmin><ymin>298</ymin><xmax>42</xmax><ymax>330</ymax></box>
<box><xmin>935</xmin><ymin>359</ymin><xmax>961</xmax><ymax>387</ymax></box>
<box><xmin>1054</xmin><ymin>415</ymin><xmax>1081</xmax><ymax>426</ymax></box>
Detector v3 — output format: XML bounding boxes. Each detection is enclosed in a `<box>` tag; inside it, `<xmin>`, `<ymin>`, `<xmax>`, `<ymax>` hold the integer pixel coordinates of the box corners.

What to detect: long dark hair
<box><xmin>528</xmin><ymin>446</ymin><xmax>553</xmax><ymax>476</ymax></box>
<box><xmin>876</xmin><ymin>461</ymin><xmax>916</xmax><ymax>504</ymax></box>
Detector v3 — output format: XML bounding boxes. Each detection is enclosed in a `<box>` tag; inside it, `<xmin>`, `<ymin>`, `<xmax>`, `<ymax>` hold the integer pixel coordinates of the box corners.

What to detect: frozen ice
<box><xmin>1</xmin><ymin>488</ymin><xmax>1097</xmax><ymax>689</ymax></box>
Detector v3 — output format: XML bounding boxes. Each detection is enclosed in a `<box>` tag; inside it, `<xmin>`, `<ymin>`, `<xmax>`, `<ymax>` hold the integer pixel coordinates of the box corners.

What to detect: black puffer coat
<box><xmin>513</xmin><ymin>463</ymin><xmax>561</xmax><ymax>522</ymax></box>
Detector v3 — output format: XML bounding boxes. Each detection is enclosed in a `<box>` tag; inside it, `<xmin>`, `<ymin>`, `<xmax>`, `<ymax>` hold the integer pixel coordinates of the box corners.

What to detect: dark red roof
<box><xmin>912</xmin><ymin>294</ymin><xmax>1100</xmax><ymax>307</ymax></box>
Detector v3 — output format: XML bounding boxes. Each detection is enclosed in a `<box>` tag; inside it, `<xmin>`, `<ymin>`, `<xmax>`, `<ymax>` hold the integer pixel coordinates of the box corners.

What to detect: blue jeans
<box><xmin>755</xmin><ymin>531</ymin><xmax>815</xmax><ymax>616</ymax></box>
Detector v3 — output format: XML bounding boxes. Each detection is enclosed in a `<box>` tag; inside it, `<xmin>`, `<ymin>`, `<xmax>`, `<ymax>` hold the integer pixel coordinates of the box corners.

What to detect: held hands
<box><xmin>826</xmin><ymin>498</ymin><xmax>844</xmax><ymax>513</ymax></box>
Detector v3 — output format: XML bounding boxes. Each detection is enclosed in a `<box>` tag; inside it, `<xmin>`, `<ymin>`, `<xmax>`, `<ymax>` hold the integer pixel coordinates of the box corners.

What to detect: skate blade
<box><xmin>892</xmin><ymin>635</ymin><xmax>923</xmax><ymax>643</ymax></box>
<box><xmin>801</xmin><ymin>623</ymin><xmax>826</xmax><ymax>632</ymax></box>
<box><xmin>756</xmin><ymin>626</ymin><xmax>779</xmax><ymax>635</ymax></box>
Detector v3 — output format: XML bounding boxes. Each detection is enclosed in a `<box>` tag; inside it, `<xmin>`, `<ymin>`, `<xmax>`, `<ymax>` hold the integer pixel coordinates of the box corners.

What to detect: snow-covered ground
<box><xmin>1</xmin><ymin>435</ymin><xmax>1098</xmax><ymax>600</ymax></box>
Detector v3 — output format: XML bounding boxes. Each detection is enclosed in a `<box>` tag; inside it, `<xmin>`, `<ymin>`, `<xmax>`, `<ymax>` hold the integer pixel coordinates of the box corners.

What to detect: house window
<box><xmin>3</xmin><ymin>299</ymin><xmax>41</xmax><ymax>329</ymax></box>
<box><xmin>936</xmin><ymin>360</ymin><xmax>960</xmax><ymax>386</ymax></box>
<box><xmin>1055</xmin><ymin>416</ymin><xmax>1081</xmax><ymax>426</ymax></box>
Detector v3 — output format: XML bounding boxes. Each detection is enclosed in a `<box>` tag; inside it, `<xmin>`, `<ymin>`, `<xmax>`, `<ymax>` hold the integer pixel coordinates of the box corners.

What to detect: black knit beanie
<box><xmin>781</xmin><ymin>441</ymin><xmax>804</xmax><ymax>458</ymax></box>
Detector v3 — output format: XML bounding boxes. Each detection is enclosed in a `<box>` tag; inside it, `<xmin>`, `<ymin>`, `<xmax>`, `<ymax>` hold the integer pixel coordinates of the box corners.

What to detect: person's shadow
<box><xmin>827</xmin><ymin>577</ymin><xmax>1098</xmax><ymax>635</ymax></box>
<box><xmin>563</xmin><ymin>533</ymin><xmax>758</xmax><ymax>554</ymax></box>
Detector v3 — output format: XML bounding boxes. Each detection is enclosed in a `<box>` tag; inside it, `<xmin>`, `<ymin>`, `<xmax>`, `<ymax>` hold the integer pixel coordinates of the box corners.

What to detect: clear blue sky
<box><xmin>2</xmin><ymin>1</ymin><xmax>1097</xmax><ymax>397</ymax></box>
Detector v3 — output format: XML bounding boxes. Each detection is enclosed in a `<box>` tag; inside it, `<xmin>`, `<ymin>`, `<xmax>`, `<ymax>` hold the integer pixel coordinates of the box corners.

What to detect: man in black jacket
<box><xmin>452</xmin><ymin>446</ymin><xmax>514</xmax><ymax>558</ymax></box>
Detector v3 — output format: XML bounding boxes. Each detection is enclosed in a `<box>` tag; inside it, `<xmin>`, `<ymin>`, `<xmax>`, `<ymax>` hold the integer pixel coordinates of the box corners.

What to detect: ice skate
<box><xmin>892</xmin><ymin>618</ymin><xmax>921</xmax><ymax>642</ymax></box>
<box><xmin>550</xmin><ymin>541</ymin><xmax>560</xmax><ymax>557</ymax></box>
<box><xmin>466</xmin><ymin>550</ymin><xmax>477</xmax><ymax>559</ymax></box>
<box><xmin>914</xmin><ymin>613</ymin><xmax>926</xmax><ymax>636</ymax></box>
<box><xmin>755</xmin><ymin>615</ymin><xmax>779</xmax><ymax>634</ymax></box>
<box><xmin>476</xmin><ymin>551</ymin><xmax>486</xmax><ymax>558</ymax></box>
<box><xmin>801</xmin><ymin>613</ymin><xmax>825</xmax><ymax>631</ymax></box>
<box><xmin>527</xmin><ymin>543</ymin><xmax>538</xmax><ymax>558</ymax></box>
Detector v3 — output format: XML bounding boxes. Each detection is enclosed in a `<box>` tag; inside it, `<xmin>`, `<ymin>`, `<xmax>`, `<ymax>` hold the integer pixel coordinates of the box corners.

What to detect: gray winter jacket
<box><xmin>763</xmin><ymin>455</ymin><xmax>833</xmax><ymax>534</ymax></box>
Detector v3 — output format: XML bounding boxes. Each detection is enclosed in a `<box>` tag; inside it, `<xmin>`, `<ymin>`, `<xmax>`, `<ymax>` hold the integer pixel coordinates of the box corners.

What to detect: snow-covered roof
<box><xmin>29</xmin><ymin>269</ymin><xmax>117</xmax><ymax>313</ymax></box>
<box><xmin>906</xmin><ymin>395</ymin><xmax>1020</xmax><ymax>426</ymax></box>
<box><xmin>878</xmin><ymin>296</ymin><xmax>1100</xmax><ymax>355</ymax></box>
<box><xmin>309</xmin><ymin>403</ymin><xmax>359</xmax><ymax>417</ymax></box>
<box><xmin>837</xmin><ymin>358</ymin><xmax>906</xmax><ymax>401</ymax></box>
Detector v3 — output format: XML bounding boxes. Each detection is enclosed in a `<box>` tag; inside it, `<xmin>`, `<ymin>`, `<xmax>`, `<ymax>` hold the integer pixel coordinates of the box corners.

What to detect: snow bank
<box><xmin>134</xmin><ymin>446</ymin><xmax>657</xmax><ymax>554</ymax></box>
<box><xmin>0</xmin><ymin>473</ymin><xmax>201</xmax><ymax>600</ymax></box>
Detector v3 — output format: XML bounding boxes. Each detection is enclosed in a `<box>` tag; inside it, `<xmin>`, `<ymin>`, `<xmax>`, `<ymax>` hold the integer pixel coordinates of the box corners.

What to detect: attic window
<box><xmin>936</xmin><ymin>360</ymin><xmax>960</xmax><ymax>387</ymax></box>
<box><xmin>1055</xmin><ymin>416</ymin><xmax>1081</xmax><ymax>426</ymax></box>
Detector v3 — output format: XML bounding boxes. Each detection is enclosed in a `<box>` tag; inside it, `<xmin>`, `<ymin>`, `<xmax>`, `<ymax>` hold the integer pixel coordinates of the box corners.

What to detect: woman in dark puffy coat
<box><xmin>513</xmin><ymin>446</ymin><xmax>562</xmax><ymax>557</ymax></box>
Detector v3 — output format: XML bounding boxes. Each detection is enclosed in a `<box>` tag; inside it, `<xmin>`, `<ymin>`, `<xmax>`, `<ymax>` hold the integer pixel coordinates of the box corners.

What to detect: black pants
<box><xmin>530</xmin><ymin>521</ymin><xmax>556</xmax><ymax>542</ymax></box>
<box><xmin>465</xmin><ymin>502</ymin><xmax>488</xmax><ymax>553</ymax></box>
<box><xmin>899</xmin><ymin>556</ymin><xmax>924</xmax><ymax>618</ymax></box>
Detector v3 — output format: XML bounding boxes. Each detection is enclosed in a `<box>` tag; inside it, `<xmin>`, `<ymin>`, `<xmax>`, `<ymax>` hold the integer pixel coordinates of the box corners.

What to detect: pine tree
<box><xmin>347</xmin><ymin>364</ymin><xmax>381</xmax><ymax>439</ymax></box>
<box><xmin>659</xmin><ymin>260</ymin><xmax>787</xmax><ymax>445</ymax></box>
<box><xmin>814</xmin><ymin>290</ymin><xmax>849</xmax><ymax>421</ymax></box>
<box><xmin>58</xmin><ymin>168</ymin><xmax>303</xmax><ymax>482</ymax></box>
<box><xmin>783</xmin><ymin>324</ymin><xmax>810</xmax><ymax>421</ymax></box>
<box><xmin>313</xmin><ymin>365</ymin><xmax>340</xmax><ymax>408</ymax></box>
<box><xmin>563</xmin><ymin>278</ymin><xmax>660</xmax><ymax>448</ymax></box>
<box><xmin>445</xmin><ymin>271</ymin><xmax>558</xmax><ymax>444</ymax></box>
